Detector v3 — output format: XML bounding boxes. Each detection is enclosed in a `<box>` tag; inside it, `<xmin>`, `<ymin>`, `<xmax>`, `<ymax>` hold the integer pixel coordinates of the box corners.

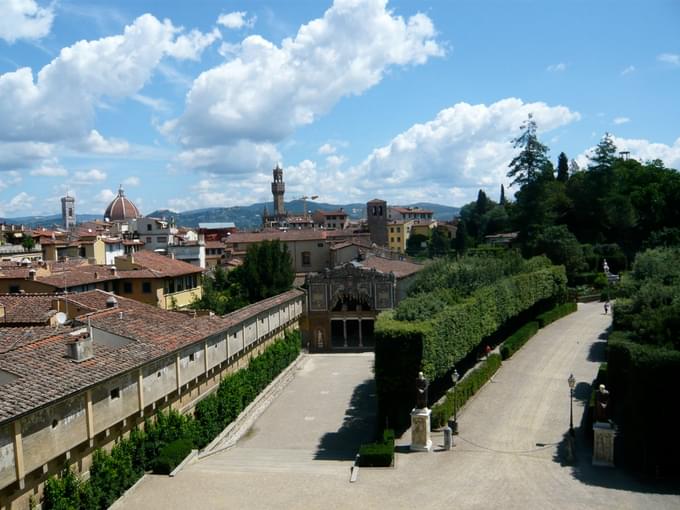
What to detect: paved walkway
<box><xmin>120</xmin><ymin>303</ymin><xmax>680</xmax><ymax>509</ymax></box>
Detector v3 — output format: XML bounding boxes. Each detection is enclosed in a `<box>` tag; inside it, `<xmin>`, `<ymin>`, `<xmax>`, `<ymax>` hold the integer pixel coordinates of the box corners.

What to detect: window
<box><xmin>146</xmin><ymin>236</ymin><xmax>152</xmax><ymax>243</ymax></box>
<box><xmin>390</xmin><ymin>227</ymin><xmax>394</xmax><ymax>233</ymax></box>
<box><xmin>142</xmin><ymin>282</ymin><xmax>151</xmax><ymax>294</ymax></box>
<box><xmin>123</xmin><ymin>282</ymin><xmax>133</xmax><ymax>293</ymax></box>
<box><xmin>301</xmin><ymin>251</ymin><xmax>311</xmax><ymax>266</ymax></box>
<box><xmin>189</xmin><ymin>353</ymin><xmax>195</xmax><ymax>362</ymax></box>
<box><xmin>110</xmin><ymin>388</ymin><xmax>120</xmax><ymax>399</ymax></box>
<box><xmin>156</xmin><ymin>236</ymin><xmax>167</xmax><ymax>243</ymax></box>
<box><xmin>397</xmin><ymin>227</ymin><xmax>401</xmax><ymax>233</ymax></box>
<box><xmin>390</xmin><ymin>237</ymin><xmax>394</xmax><ymax>243</ymax></box>
<box><xmin>147</xmin><ymin>224</ymin><xmax>152</xmax><ymax>231</ymax></box>
<box><xmin>397</xmin><ymin>237</ymin><xmax>401</xmax><ymax>242</ymax></box>
<box><xmin>317</xmin><ymin>242</ymin><xmax>324</xmax><ymax>248</ymax></box>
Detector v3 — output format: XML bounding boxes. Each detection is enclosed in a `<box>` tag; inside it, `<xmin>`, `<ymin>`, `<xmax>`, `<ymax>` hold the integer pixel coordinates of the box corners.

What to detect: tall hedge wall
<box><xmin>607</xmin><ymin>333</ymin><xmax>680</xmax><ymax>476</ymax></box>
<box><xmin>374</xmin><ymin>265</ymin><xmax>566</xmax><ymax>431</ymax></box>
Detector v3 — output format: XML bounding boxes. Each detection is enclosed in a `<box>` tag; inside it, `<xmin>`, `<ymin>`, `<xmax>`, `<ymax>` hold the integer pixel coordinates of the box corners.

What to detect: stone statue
<box><xmin>595</xmin><ymin>384</ymin><xmax>610</xmax><ymax>423</ymax></box>
<box><xmin>415</xmin><ymin>371</ymin><xmax>429</xmax><ymax>410</ymax></box>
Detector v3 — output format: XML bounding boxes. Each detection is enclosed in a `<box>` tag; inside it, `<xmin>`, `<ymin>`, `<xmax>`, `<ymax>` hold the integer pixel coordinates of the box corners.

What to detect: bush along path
<box><xmin>43</xmin><ymin>329</ymin><xmax>301</xmax><ymax>510</ymax></box>
<box><xmin>431</xmin><ymin>302</ymin><xmax>577</xmax><ymax>429</ymax></box>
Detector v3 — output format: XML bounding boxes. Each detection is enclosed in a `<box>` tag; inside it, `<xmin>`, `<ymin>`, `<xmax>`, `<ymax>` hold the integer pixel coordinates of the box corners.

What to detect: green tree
<box><xmin>507</xmin><ymin>114</ymin><xmax>550</xmax><ymax>187</ymax></box>
<box><xmin>406</xmin><ymin>234</ymin><xmax>429</xmax><ymax>256</ymax></box>
<box><xmin>556</xmin><ymin>152</ymin><xmax>569</xmax><ymax>182</ymax></box>
<box><xmin>530</xmin><ymin>225</ymin><xmax>586</xmax><ymax>278</ymax></box>
<box><xmin>21</xmin><ymin>235</ymin><xmax>35</xmax><ymax>252</ymax></box>
<box><xmin>475</xmin><ymin>189</ymin><xmax>490</xmax><ymax>215</ymax></box>
<box><xmin>428</xmin><ymin>229</ymin><xmax>450</xmax><ymax>258</ymax></box>
<box><xmin>588</xmin><ymin>132</ymin><xmax>617</xmax><ymax>172</ymax></box>
<box><xmin>499</xmin><ymin>184</ymin><xmax>507</xmax><ymax>206</ymax></box>
<box><xmin>454</xmin><ymin>221</ymin><xmax>469</xmax><ymax>255</ymax></box>
<box><xmin>239</xmin><ymin>240</ymin><xmax>294</xmax><ymax>302</ymax></box>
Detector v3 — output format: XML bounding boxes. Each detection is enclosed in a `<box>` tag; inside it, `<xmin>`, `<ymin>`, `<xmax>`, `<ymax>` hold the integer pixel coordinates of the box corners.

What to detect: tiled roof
<box><xmin>226</xmin><ymin>230</ymin><xmax>328</xmax><ymax>243</ymax></box>
<box><xmin>0</xmin><ymin>293</ymin><xmax>57</xmax><ymax>325</ymax></box>
<box><xmin>391</xmin><ymin>206</ymin><xmax>433</xmax><ymax>215</ymax></box>
<box><xmin>125</xmin><ymin>251</ymin><xmax>203</xmax><ymax>277</ymax></box>
<box><xmin>359</xmin><ymin>256</ymin><xmax>424</xmax><ymax>279</ymax></box>
<box><xmin>315</xmin><ymin>209</ymin><xmax>348</xmax><ymax>217</ymax></box>
<box><xmin>0</xmin><ymin>288</ymin><xmax>303</xmax><ymax>423</ymax></box>
<box><xmin>104</xmin><ymin>187</ymin><xmax>141</xmax><ymax>221</ymax></box>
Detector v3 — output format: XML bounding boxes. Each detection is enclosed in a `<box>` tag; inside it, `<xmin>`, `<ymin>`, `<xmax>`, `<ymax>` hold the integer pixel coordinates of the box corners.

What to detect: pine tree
<box><xmin>557</xmin><ymin>152</ymin><xmax>569</xmax><ymax>182</ymax></box>
<box><xmin>588</xmin><ymin>132</ymin><xmax>617</xmax><ymax>172</ymax></box>
<box><xmin>568</xmin><ymin>159</ymin><xmax>580</xmax><ymax>175</ymax></box>
<box><xmin>499</xmin><ymin>184</ymin><xmax>507</xmax><ymax>205</ymax></box>
<box><xmin>507</xmin><ymin>114</ymin><xmax>550</xmax><ymax>187</ymax></box>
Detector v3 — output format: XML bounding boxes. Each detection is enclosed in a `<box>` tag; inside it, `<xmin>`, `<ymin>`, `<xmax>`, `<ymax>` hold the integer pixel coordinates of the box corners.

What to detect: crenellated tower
<box><xmin>271</xmin><ymin>163</ymin><xmax>285</xmax><ymax>217</ymax></box>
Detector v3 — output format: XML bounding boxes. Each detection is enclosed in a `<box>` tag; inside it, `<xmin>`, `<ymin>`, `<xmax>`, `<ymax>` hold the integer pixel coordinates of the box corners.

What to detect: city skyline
<box><xmin>1</xmin><ymin>0</ymin><xmax>679</xmax><ymax>218</ymax></box>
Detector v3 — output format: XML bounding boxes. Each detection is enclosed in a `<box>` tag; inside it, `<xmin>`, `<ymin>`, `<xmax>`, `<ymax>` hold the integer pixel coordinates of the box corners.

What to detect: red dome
<box><xmin>104</xmin><ymin>187</ymin><xmax>141</xmax><ymax>221</ymax></box>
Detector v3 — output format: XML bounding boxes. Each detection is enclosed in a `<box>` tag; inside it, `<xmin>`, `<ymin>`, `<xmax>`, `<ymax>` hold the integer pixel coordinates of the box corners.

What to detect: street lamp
<box><xmin>568</xmin><ymin>373</ymin><xmax>576</xmax><ymax>437</ymax></box>
<box><xmin>450</xmin><ymin>368</ymin><xmax>460</xmax><ymax>435</ymax></box>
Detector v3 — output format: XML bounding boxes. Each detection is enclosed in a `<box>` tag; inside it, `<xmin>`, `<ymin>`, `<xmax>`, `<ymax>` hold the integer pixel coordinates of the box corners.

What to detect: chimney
<box><xmin>66</xmin><ymin>329</ymin><xmax>94</xmax><ymax>362</ymax></box>
<box><xmin>109</xmin><ymin>266</ymin><xmax>117</xmax><ymax>276</ymax></box>
<box><xmin>28</xmin><ymin>269</ymin><xmax>37</xmax><ymax>281</ymax></box>
<box><xmin>106</xmin><ymin>296</ymin><xmax>118</xmax><ymax>308</ymax></box>
<box><xmin>169</xmin><ymin>252</ymin><xmax>175</xmax><ymax>260</ymax></box>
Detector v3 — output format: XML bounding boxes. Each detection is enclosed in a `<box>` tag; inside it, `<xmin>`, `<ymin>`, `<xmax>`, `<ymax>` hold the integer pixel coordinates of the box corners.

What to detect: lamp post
<box><xmin>568</xmin><ymin>373</ymin><xmax>576</xmax><ymax>437</ymax></box>
<box><xmin>450</xmin><ymin>368</ymin><xmax>460</xmax><ymax>435</ymax></box>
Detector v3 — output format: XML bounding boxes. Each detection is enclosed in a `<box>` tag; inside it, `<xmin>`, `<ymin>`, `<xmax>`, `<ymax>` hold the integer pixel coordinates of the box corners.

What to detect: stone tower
<box><xmin>271</xmin><ymin>164</ymin><xmax>285</xmax><ymax>217</ymax></box>
<box><xmin>61</xmin><ymin>193</ymin><xmax>76</xmax><ymax>230</ymax></box>
<box><xmin>366</xmin><ymin>198</ymin><xmax>388</xmax><ymax>246</ymax></box>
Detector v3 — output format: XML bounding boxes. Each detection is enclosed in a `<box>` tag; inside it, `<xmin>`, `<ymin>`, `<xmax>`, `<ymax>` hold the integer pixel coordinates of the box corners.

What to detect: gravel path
<box><xmin>119</xmin><ymin>303</ymin><xmax>680</xmax><ymax>509</ymax></box>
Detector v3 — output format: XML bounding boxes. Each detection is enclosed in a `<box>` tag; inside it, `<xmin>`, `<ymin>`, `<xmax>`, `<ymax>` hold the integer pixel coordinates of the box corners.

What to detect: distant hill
<box><xmin>2</xmin><ymin>201</ymin><xmax>459</xmax><ymax>230</ymax></box>
<box><xmin>0</xmin><ymin>214</ymin><xmax>102</xmax><ymax>229</ymax></box>
<box><xmin>147</xmin><ymin>200</ymin><xmax>459</xmax><ymax>229</ymax></box>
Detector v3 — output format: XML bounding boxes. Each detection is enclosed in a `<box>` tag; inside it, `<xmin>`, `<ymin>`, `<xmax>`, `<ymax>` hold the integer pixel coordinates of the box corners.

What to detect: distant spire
<box><xmin>118</xmin><ymin>184</ymin><xmax>125</xmax><ymax>196</ymax></box>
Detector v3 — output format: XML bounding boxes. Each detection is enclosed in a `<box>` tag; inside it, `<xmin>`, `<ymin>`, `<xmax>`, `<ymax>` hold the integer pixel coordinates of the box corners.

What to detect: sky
<box><xmin>0</xmin><ymin>0</ymin><xmax>679</xmax><ymax>218</ymax></box>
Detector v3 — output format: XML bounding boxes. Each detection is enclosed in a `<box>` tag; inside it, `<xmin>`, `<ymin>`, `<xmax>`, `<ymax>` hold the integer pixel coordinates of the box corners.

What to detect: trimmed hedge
<box><xmin>44</xmin><ymin>329</ymin><xmax>302</xmax><ymax>509</ymax></box>
<box><xmin>375</xmin><ymin>265</ymin><xmax>566</xmax><ymax>430</ymax></box>
<box><xmin>536</xmin><ymin>301</ymin><xmax>577</xmax><ymax>328</ymax></box>
<box><xmin>607</xmin><ymin>333</ymin><xmax>680</xmax><ymax>476</ymax></box>
<box><xmin>431</xmin><ymin>354</ymin><xmax>502</xmax><ymax>428</ymax></box>
<box><xmin>499</xmin><ymin>322</ymin><xmax>539</xmax><ymax>360</ymax></box>
<box><xmin>358</xmin><ymin>429</ymin><xmax>395</xmax><ymax>467</ymax></box>
<box><xmin>153</xmin><ymin>438</ymin><xmax>194</xmax><ymax>474</ymax></box>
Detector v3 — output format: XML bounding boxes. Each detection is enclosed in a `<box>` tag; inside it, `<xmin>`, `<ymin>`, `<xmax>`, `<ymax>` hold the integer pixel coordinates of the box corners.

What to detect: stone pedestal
<box><xmin>592</xmin><ymin>422</ymin><xmax>615</xmax><ymax>467</ymax></box>
<box><xmin>410</xmin><ymin>408</ymin><xmax>432</xmax><ymax>452</ymax></box>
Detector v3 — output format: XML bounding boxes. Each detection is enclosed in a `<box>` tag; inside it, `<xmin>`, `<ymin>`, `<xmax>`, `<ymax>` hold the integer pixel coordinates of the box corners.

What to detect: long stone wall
<box><xmin>0</xmin><ymin>290</ymin><xmax>304</xmax><ymax>510</ymax></box>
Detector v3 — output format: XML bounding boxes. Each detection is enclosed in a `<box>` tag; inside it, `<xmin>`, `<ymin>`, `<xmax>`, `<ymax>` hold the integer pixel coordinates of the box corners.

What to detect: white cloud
<box><xmin>78</xmin><ymin>130</ymin><xmax>130</xmax><ymax>154</ymax></box>
<box><xmin>166</xmin><ymin>28</ymin><xmax>221</xmax><ymax>61</ymax></box>
<box><xmin>29</xmin><ymin>159</ymin><xmax>67</xmax><ymax>176</ymax></box>
<box><xmin>621</xmin><ymin>65</ymin><xmax>635</xmax><ymax>76</ymax></box>
<box><xmin>0</xmin><ymin>141</ymin><xmax>54</xmax><ymax>170</ymax></box>
<box><xmin>0</xmin><ymin>0</ymin><xmax>54</xmax><ymax>43</ymax></box>
<box><xmin>348</xmin><ymin>98</ymin><xmax>580</xmax><ymax>204</ymax></box>
<box><xmin>611</xmin><ymin>136</ymin><xmax>680</xmax><ymax>168</ymax></box>
<box><xmin>658</xmin><ymin>53</ymin><xmax>680</xmax><ymax>66</ymax></box>
<box><xmin>175</xmin><ymin>140</ymin><xmax>280</xmax><ymax>174</ymax></box>
<box><xmin>132</xmin><ymin>93</ymin><xmax>171</xmax><ymax>113</ymax></box>
<box><xmin>217</xmin><ymin>11</ymin><xmax>256</xmax><ymax>30</ymax></box>
<box><xmin>95</xmin><ymin>188</ymin><xmax>116</xmax><ymax>203</ymax></box>
<box><xmin>123</xmin><ymin>176</ymin><xmax>140</xmax><ymax>187</ymax></box>
<box><xmin>547</xmin><ymin>62</ymin><xmax>566</xmax><ymax>72</ymax></box>
<box><xmin>74</xmin><ymin>168</ymin><xmax>107</xmax><ymax>183</ymax></box>
<box><xmin>166</xmin><ymin>0</ymin><xmax>443</xmax><ymax>170</ymax></box>
<box><xmin>0</xmin><ymin>170</ymin><xmax>21</xmax><ymax>191</ymax></box>
<box><xmin>0</xmin><ymin>191</ymin><xmax>34</xmax><ymax>216</ymax></box>
<box><xmin>318</xmin><ymin>143</ymin><xmax>337</xmax><ymax>155</ymax></box>
<box><xmin>613</xmin><ymin>117</ymin><xmax>630</xmax><ymax>125</ymax></box>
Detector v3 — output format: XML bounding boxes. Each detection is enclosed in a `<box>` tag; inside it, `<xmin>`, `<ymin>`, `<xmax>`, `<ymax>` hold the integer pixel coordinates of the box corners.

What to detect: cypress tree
<box><xmin>499</xmin><ymin>184</ymin><xmax>507</xmax><ymax>205</ymax></box>
<box><xmin>557</xmin><ymin>152</ymin><xmax>569</xmax><ymax>182</ymax></box>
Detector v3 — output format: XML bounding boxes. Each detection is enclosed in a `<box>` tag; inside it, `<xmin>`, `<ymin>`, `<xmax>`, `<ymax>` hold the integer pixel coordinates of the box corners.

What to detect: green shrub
<box><xmin>152</xmin><ymin>438</ymin><xmax>194</xmax><ymax>475</ymax></box>
<box><xmin>536</xmin><ymin>302</ymin><xmax>577</xmax><ymax>328</ymax></box>
<box><xmin>499</xmin><ymin>322</ymin><xmax>539</xmax><ymax>360</ymax></box>
<box><xmin>431</xmin><ymin>354</ymin><xmax>502</xmax><ymax>428</ymax></box>
<box><xmin>358</xmin><ymin>429</ymin><xmax>395</xmax><ymax>467</ymax></box>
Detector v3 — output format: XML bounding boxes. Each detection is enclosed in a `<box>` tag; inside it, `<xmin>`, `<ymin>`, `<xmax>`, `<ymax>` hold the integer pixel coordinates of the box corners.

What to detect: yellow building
<box><xmin>387</xmin><ymin>220</ymin><xmax>413</xmax><ymax>254</ymax></box>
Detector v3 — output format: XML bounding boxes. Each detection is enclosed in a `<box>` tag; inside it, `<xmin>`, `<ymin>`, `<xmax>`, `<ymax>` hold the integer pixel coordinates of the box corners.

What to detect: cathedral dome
<box><xmin>104</xmin><ymin>187</ymin><xmax>141</xmax><ymax>221</ymax></box>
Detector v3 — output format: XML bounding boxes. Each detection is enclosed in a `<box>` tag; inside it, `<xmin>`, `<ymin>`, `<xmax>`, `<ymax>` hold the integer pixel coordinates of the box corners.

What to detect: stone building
<box><xmin>366</xmin><ymin>198</ymin><xmax>388</xmax><ymax>246</ymax></box>
<box><xmin>0</xmin><ymin>289</ymin><xmax>303</xmax><ymax>509</ymax></box>
<box><xmin>304</xmin><ymin>255</ymin><xmax>423</xmax><ymax>352</ymax></box>
<box><xmin>60</xmin><ymin>194</ymin><xmax>75</xmax><ymax>230</ymax></box>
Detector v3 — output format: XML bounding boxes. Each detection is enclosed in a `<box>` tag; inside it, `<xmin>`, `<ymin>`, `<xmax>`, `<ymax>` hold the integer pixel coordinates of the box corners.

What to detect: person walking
<box><xmin>604</xmin><ymin>300</ymin><xmax>610</xmax><ymax>315</ymax></box>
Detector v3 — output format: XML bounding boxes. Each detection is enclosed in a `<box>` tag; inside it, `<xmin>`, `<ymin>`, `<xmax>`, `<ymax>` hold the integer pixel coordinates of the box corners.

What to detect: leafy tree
<box><xmin>507</xmin><ymin>114</ymin><xmax>550</xmax><ymax>187</ymax></box>
<box><xmin>21</xmin><ymin>235</ymin><xmax>35</xmax><ymax>252</ymax></box>
<box><xmin>454</xmin><ymin>221</ymin><xmax>469</xmax><ymax>255</ymax></box>
<box><xmin>239</xmin><ymin>240</ymin><xmax>294</xmax><ymax>302</ymax></box>
<box><xmin>475</xmin><ymin>189</ymin><xmax>490</xmax><ymax>215</ymax></box>
<box><xmin>588</xmin><ymin>132</ymin><xmax>617</xmax><ymax>172</ymax></box>
<box><xmin>530</xmin><ymin>225</ymin><xmax>586</xmax><ymax>278</ymax></box>
<box><xmin>568</xmin><ymin>159</ymin><xmax>580</xmax><ymax>175</ymax></box>
<box><xmin>428</xmin><ymin>229</ymin><xmax>450</xmax><ymax>258</ymax></box>
<box><xmin>556</xmin><ymin>152</ymin><xmax>569</xmax><ymax>182</ymax></box>
<box><xmin>406</xmin><ymin>233</ymin><xmax>429</xmax><ymax>256</ymax></box>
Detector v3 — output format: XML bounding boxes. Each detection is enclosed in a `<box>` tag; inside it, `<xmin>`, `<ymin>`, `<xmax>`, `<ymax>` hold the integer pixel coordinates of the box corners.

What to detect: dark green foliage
<box><xmin>530</xmin><ymin>225</ymin><xmax>586</xmax><ymax>278</ymax></box>
<box><xmin>21</xmin><ymin>235</ymin><xmax>35</xmax><ymax>252</ymax></box>
<box><xmin>431</xmin><ymin>354</ymin><xmax>502</xmax><ymax>428</ymax></box>
<box><xmin>43</xmin><ymin>330</ymin><xmax>301</xmax><ymax>509</ymax></box>
<box><xmin>357</xmin><ymin>429</ymin><xmax>395</xmax><ymax>467</ymax></box>
<box><xmin>376</xmin><ymin>261</ymin><xmax>566</xmax><ymax>430</ymax></box>
<box><xmin>427</xmin><ymin>229</ymin><xmax>450</xmax><ymax>258</ymax></box>
<box><xmin>152</xmin><ymin>439</ymin><xmax>194</xmax><ymax>474</ymax></box>
<box><xmin>507</xmin><ymin>113</ymin><xmax>550</xmax><ymax>187</ymax></box>
<box><xmin>588</xmin><ymin>132</ymin><xmax>617</xmax><ymax>172</ymax></box>
<box><xmin>536</xmin><ymin>302</ymin><xmax>577</xmax><ymax>328</ymax></box>
<box><xmin>557</xmin><ymin>152</ymin><xmax>569</xmax><ymax>183</ymax></box>
<box><xmin>454</xmin><ymin>220</ymin><xmax>469</xmax><ymax>254</ymax></box>
<box><xmin>406</xmin><ymin>233</ymin><xmax>429</xmax><ymax>256</ymax></box>
<box><xmin>499</xmin><ymin>184</ymin><xmax>507</xmax><ymax>205</ymax></box>
<box><xmin>499</xmin><ymin>322</ymin><xmax>539</xmax><ymax>360</ymax></box>
<box><xmin>191</xmin><ymin>240</ymin><xmax>294</xmax><ymax>315</ymax></box>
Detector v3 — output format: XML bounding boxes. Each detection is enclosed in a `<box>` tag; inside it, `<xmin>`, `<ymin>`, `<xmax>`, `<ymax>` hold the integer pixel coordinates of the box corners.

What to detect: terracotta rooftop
<box><xmin>0</xmin><ymin>293</ymin><xmax>58</xmax><ymax>325</ymax></box>
<box><xmin>358</xmin><ymin>255</ymin><xmax>424</xmax><ymax>279</ymax></box>
<box><xmin>391</xmin><ymin>206</ymin><xmax>433</xmax><ymax>215</ymax></box>
<box><xmin>315</xmin><ymin>209</ymin><xmax>348</xmax><ymax>217</ymax></box>
<box><xmin>104</xmin><ymin>187</ymin><xmax>141</xmax><ymax>221</ymax></box>
<box><xmin>123</xmin><ymin>251</ymin><xmax>203</xmax><ymax>277</ymax></box>
<box><xmin>0</xmin><ymin>288</ymin><xmax>303</xmax><ymax>423</ymax></box>
<box><xmin>226</xmin><ymin>230</ymin><xmax>328</xmax><ymax>243</ymax></box>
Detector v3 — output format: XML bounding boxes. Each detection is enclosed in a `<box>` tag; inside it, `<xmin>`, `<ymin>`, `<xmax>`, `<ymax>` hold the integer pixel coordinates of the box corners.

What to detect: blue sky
<box><xmin>0</xmin><ymin>0</ymin><xmax>679</xmax><ymax>218</ymax></box>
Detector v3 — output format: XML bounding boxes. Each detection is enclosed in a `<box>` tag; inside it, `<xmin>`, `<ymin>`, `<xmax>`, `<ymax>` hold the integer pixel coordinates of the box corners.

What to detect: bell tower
<box><xmin>271</xmin><ymin>164</ymin><xmax>285</xmax><ymax>217</ymax></box>
<box><xmin>61</xmin><ymin>193</ymin><xmax>76</xmax><ymax>230</ymax></box>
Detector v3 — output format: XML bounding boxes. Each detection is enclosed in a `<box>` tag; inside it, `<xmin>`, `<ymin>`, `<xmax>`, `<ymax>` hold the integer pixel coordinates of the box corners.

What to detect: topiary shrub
<box><xmin>152</xmin><ymin>438</ymin><xmax>194</xmax><ymax>475</ymax></box>
<box><xmin>536</xmin><ymin>302</ymin><xmax>577</xmax><ymax>328</ymax></box>
<box><xmin>357</xmin><ymin>429</ymin><xmax>395</xmax><ymax>467</ymax></box>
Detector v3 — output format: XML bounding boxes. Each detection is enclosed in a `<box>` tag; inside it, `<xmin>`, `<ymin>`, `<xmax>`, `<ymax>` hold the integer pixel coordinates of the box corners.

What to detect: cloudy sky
<box><xmin>1</xmin><ymin>0</ymin><xmax>679</xmax><ymax>217</ymax></box>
